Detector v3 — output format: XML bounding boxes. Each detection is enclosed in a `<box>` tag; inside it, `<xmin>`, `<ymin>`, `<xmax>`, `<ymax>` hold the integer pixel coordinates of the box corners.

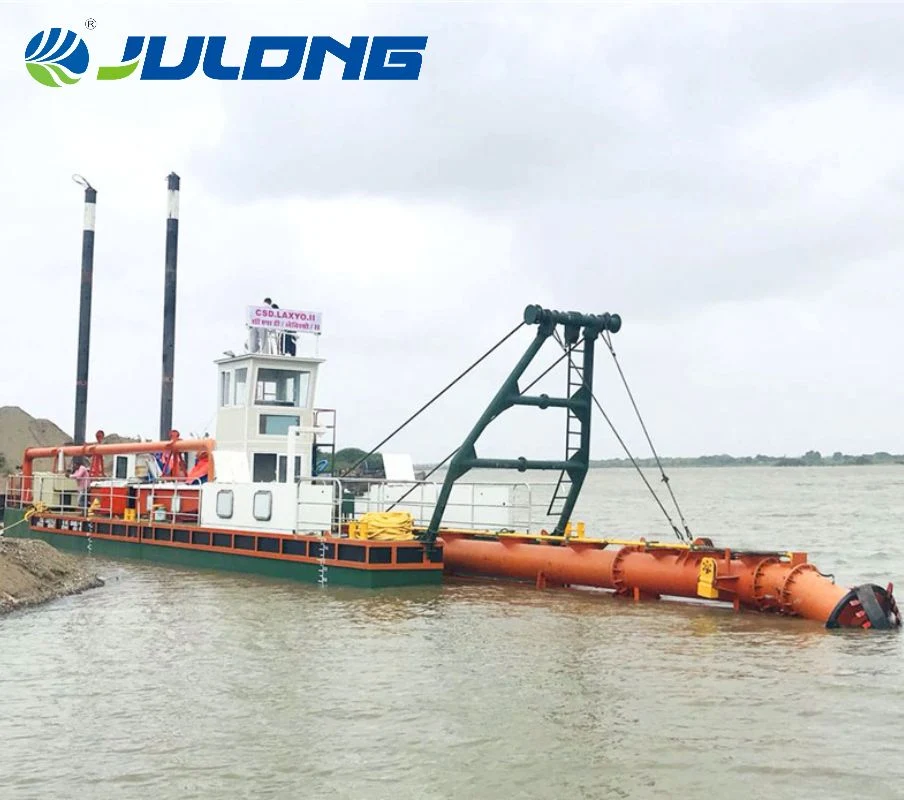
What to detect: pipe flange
<box><xmin>610</xmin><ymin>546</ymin><xmax>635</xmax><ymax>596</ymax></box>
<box><xmin>752</xmin><ymin>556</ymin><xmax>781</xmax><ymax>610</ymax></box>
<box><xmin>779</xmin><ymin>563</ymin><xmax>818</xmax><ymax>616</ymax></box>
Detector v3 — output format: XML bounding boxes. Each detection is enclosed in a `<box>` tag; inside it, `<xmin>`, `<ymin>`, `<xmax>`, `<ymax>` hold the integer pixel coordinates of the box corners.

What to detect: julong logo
<box><xmin>25</xmin><ymin>28</ymin><xmax>90</xmax><ymax>87</ymax></box>
<box><xmin>25</xmin><ymin>32</ymin><xmax>427</xmax><ymax>86</ymax></box>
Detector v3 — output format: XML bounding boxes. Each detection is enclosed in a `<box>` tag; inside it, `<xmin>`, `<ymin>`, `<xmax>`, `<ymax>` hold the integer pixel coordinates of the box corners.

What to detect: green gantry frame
<box><xmin>423</xmin><ymin>304</ymin><xmax>622</xmax><ymax>545</ymax></box>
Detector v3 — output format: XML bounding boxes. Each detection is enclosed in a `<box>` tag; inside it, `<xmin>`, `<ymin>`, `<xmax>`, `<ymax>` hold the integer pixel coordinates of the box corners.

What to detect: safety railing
<box><xmin>246</xmin><ymin>326</ymin><xmax>319</xmax><ymax>357</ymax></box>
<box><xmin>3</xmin><ymin>473</ymin><xmax>203</xmax><ymax>526</ymax></box>
<box><xmin>140</xmin><ymin>480</ymin><xmax>203</xmax><ymax>526</ymax></box>
<box><xmin>5</xmin><ymin>472</ymin><xmax>566</xmax><ymax>538</ymax></box>
<box><xmin>247</xmin><ymin>326</ymin><xmax>284</xmax><ymax>355</ymax></box>
<box><xmin>335</xmin><ymin>476</ymin><xmax>561</xmax><ymax>534</ymax></box>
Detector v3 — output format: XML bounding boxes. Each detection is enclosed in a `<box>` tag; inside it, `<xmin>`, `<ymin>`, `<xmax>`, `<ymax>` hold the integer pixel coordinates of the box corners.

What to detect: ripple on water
<box><xmin>2</xmin><ymin>468</ymin><xmax>904</xmax><ymax>799</ymax></box>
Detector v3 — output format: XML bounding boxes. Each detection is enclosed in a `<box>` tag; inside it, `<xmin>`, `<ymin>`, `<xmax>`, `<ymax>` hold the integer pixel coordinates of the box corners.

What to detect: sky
<box><xmin>3</xmin><ymin>2</ymin><xmax>904</xmax><ymax>464</ymax></box>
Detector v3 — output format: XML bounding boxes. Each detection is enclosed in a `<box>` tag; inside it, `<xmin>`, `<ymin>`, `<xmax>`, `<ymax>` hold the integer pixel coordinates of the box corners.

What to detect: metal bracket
<box><xmin>422</xmin><ymin>305</ymin><xmax>621</xmax><ymax>546</ymax></box>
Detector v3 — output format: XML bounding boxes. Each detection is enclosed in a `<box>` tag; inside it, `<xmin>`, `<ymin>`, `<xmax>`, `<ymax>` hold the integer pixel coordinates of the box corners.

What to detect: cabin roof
<box><xmin>214</xmin><ymin>353</ymin><xmax>325</xmax><ymax>367</ymax></box>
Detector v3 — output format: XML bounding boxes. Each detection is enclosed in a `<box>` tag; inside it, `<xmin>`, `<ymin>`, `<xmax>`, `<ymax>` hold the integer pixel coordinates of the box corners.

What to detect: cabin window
<box><xmin>253</xmin><ymin>453</ymin><xmax>278</xmax><ymax>482</ymax></box>
<box><xmin>216</xmin><ymin>490</ymin><xmax>234</xmax><ymax>518</ymax></box>
<box><xmin>253</xmin><ymin>490</ymin><xmax>273</xmax><ymax>521</ymax></box>
<box><xmin>277</xmin><ymin>455</ymin><xmax>304</xmax><ymax>483</ymax></box>
<box><xmin>234</xmin><ymin>368</ymin><xmax>248</xmax><ymax>405</ymax></box>
<box><xmin>254</xmin><ymin>368</ymin><xmax>310</xmax><ymax>408</ymax></box>
<box><xmin>114</xmin><ymin>455</ymin><xmax>129</xmax><ymax>479</ymax></box>
<box><xmin>220</xmin><ymin>371</ymin><xmax>232</xmax><ymax>407</ymax></box>
<box><xmin>259</xmin><ymin>414</ymin><xmax>300</xmax><ymax>436</ymax></box>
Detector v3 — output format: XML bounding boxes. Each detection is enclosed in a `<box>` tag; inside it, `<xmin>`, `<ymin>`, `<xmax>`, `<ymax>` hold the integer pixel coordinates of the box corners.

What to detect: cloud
<box><xmin>2</xmin><ymin>2</ymin><xmax>904</xmax><ymax>465</ymax></box>
<box><xmin>191</xmin><ymin>3</ymin><xmax>904</xmax><ymax>317</ymax></box>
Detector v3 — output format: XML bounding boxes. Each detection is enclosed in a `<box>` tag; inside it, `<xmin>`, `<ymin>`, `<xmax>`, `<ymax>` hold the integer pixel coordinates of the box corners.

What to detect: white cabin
<box><xmin>197</xmin><ymin>321</ymin><xmax>336</xmax><ymax>533</ymax></box>
<box><xmin>212</xmin><ymin>350</ymin><xmax>325</xmax><ymax>483</ymax></box>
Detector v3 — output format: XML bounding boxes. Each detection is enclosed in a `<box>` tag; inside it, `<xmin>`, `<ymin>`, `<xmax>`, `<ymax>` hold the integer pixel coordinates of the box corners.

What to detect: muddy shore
<box><xmin>0</xmin><ymin>537</ymin><xmax>103</xmax><ymax>614</ymax></box>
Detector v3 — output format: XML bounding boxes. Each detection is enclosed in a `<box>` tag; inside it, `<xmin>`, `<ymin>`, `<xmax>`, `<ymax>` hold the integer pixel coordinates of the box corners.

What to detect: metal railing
<box><xmin>246</xmin><ymin>326</ymin><xmax>320</xmax><ymax>357</ymax></box>
<box><xmin>247</xmin><ymin>327</ymin><xmax>284</xmax><ymax>355</ymax></box>
<box><xmin>4</xmin><ymin>473</ymin><xmax>202</xmax><ymax>525</ymax></box>
<box><xmin>335</xmin><ymin>476</ymin><xmax>561</xmax><ymax>534</ymax></box>
<box><xmin>5</xmin><ymin>472</ymin><xmax>565</xmax><ymax>538</ymax></box>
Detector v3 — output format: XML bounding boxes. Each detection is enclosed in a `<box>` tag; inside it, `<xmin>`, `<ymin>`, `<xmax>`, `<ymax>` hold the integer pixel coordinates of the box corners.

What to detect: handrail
<box><xmin>339</xmin><ymin>476</ymin><xmax>553</xmax><ymax>534</ymax></box>
<box><xmin>5</xmin><ymin>471</ymin><xmax>563</xmax><ymax>537</ymax></box>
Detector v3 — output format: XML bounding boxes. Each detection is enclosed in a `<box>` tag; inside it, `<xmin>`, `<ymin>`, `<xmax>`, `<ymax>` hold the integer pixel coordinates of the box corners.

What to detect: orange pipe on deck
<box><xmin>22</xmin><ymin>438</ymin><xmax>216</xmax><ymax>482</ymax></box>
<box><xmin>440</xmin><ymin>534</ymin><xmax>901</xmax><ymax>629</ymax></box>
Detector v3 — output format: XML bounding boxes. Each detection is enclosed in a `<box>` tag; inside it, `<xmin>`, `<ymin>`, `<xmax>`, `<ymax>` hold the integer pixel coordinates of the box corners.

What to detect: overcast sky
<box><xmin>3</xmin><ymin>2</ymin><xmax>904</xmax><ymax>463</ymax></box>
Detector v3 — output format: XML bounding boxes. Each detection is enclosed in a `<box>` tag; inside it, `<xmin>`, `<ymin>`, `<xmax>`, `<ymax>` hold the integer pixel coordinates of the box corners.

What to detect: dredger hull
<box><xmin>440</xmin><ymin>533</ymin><xmax>901</xmax><ymax>630</ymax></box>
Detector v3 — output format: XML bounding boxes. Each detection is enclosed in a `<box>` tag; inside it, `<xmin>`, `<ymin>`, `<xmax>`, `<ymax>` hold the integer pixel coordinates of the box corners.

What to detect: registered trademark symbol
<box><xmin>85</xmin><ymin>18</ymin><xmax>96</xmax><ymax>30</ymax></box>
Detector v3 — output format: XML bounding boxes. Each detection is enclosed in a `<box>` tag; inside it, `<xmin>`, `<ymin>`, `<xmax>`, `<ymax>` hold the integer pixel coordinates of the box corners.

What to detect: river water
<box><xmin>1</xmin><ymin>466</ymin><xmax>903</xmax><ymax>799</ymax></box>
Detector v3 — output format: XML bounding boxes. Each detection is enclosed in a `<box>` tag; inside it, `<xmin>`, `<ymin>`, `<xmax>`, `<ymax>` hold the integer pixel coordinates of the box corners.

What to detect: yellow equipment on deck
<box><xmin>350</xmin><ymin>512</ymin><xmax>416</xmax><ymax>541</ymax></box>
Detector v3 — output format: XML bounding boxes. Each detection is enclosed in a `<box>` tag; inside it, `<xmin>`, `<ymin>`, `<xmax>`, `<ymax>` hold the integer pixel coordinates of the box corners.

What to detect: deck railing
<box><xmin>335</xmin><ymin>476</ymin><xmax>560</xmax><ymax>534</ymax></box>
<box><xmin>4</xmin><ymin>473</ymin><xmax>203</xmax><ymax>526</ymax></box>
<box><xmin>4</xmin><ymin>472</ymin><xmax>563</xmax><ymax>537</ymax></box>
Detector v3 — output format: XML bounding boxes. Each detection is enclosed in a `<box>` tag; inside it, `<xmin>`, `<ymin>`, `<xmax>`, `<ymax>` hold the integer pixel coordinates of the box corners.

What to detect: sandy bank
<box><xmin>0</xmin><ymin>537</ymin><xmax>103</xmax><ymax>614</ymax></box>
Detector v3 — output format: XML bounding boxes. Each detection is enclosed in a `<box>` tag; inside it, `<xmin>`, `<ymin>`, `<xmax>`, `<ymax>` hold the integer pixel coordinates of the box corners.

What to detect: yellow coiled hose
<box><xmin>356</xmin><ymin>511</ymin><xmax>415</xmax><ymax>541</ymax></box>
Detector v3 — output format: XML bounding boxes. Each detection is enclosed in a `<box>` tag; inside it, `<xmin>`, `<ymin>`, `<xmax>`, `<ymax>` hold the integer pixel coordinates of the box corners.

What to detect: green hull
<box><xmin>3</xmin><ymin>507</ymin><xmax>23</xmax><ymax>526</ymax></box>
<box><xmin>2</xmin><ymin>508</ymin><xmax>440</xmax><ymax>588</ymax></box>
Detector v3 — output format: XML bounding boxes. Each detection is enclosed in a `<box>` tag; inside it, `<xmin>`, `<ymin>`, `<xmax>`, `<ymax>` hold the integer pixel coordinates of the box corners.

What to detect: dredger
<box><xmin>8</xmin><ymin>178</ymin><xmax>897</xmax><ymax>628</ymax></box>
<box><xmin>5</xmin><ymin>292</ymin><xmax>899</xmax><ymax>627</ymax></box>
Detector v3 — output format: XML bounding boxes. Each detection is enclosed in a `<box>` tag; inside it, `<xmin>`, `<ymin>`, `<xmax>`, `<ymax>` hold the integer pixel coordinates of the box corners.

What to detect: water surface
<box><xmin>2</xmin><ymin>466</ymin><xmax>903</xmax><ymax>799</ymax></box>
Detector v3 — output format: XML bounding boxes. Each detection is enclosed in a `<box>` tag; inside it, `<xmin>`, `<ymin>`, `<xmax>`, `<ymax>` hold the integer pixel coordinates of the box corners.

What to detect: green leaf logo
<box><xmin>25</xmin><ymin>29</ymin><xmax>89</xmax><ymax>87</ymax></box>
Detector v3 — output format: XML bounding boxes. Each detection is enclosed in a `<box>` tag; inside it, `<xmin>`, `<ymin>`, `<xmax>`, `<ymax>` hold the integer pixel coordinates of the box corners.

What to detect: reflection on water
<box><xmin>1</xmin><ymin>466</ymin><xmax>903</xmax><ymax>800</ymax></box>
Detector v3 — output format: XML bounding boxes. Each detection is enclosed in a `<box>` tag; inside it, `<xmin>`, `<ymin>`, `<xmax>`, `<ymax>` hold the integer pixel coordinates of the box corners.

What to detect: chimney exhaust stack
<box><xmin>72</xmin><ymin>174</ymin><xmax>97</xmax><ymax>462</ymax></box>
<box><xmin>159</xmin><ymin>172</ymin><xmax>180</xmax><ymax>440</ymax></box>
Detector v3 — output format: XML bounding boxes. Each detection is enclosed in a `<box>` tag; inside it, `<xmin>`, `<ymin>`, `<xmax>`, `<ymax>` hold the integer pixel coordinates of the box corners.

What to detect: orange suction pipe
<box><xmin>440</xmin><ymin>533</ymin><xmax>901</xmax><ymax>630</ymax></box>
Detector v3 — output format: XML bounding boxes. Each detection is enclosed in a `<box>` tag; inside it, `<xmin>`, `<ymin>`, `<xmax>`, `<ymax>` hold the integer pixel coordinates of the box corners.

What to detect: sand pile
<box><xmin>0</xmin><ymin>406</ymin><xmax>71</xmax><ymax>472</ymax></box>
<box><xmin>0</xmin><ymin>538</ymin><xmax>103</xmax><ymax>614</ymax></box>
<box><xmin>0</xmin><ymin>407</ymin><xmax>141</xmax><ymax>491</ymax></box>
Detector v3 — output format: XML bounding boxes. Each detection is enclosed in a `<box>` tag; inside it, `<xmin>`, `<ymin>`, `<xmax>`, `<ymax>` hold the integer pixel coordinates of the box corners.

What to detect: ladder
<box><xmin>547</xmin><ymin>341</ymin><xmax>585</xmax><ymax>518</ymax></box>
